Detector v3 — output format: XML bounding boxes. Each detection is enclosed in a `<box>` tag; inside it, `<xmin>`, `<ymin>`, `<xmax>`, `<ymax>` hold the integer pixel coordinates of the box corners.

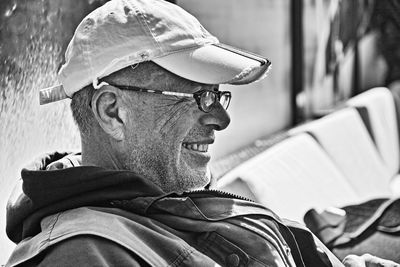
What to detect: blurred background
<box><xmin>1</xmin><ymin>0</ymin><xmax>399</xmax><ymax>263</ymax></box>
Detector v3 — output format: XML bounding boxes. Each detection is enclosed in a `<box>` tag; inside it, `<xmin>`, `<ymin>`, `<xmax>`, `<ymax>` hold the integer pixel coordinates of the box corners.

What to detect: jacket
<box><xmin>5</xmin><ymin>152</ymin><xmax>343</xmax><ymax>267</ymax></box>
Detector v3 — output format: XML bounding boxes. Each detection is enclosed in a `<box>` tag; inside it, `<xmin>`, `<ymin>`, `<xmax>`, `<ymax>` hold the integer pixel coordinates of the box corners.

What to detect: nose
<box><xmin>199</xmin><ymin>103</ymin><xmax>231</xmax><ymax>131</ymax></box>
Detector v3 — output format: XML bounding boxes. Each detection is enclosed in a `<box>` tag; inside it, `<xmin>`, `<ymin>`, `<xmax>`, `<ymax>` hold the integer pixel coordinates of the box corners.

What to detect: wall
<box><xmin>301</xmin><ymin>0</ymin><xmax>387</xmax><ymax>118</ymax></box>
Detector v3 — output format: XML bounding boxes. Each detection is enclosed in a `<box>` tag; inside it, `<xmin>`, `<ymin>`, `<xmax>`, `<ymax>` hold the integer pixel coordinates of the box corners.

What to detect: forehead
<box><xmin>107</xmin><ymin>62</ymin><xmax>219</xmax><ymax>93</ymax></box>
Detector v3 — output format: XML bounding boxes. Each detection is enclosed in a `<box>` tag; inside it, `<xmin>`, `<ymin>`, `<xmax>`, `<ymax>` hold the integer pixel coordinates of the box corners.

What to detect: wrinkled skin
<box><xmin>120</xmin><ymin>66</ymin><xmax>230</xmax><ymax>192</ymax></box>
<box><xmin>84</xmin><ymin>62</ymin><xmax>230</xmax><ymax>193</ymax></box>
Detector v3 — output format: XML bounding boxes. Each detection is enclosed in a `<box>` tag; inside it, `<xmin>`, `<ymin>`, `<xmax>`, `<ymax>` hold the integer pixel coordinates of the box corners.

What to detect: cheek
<box><xmin>124</xmin><ymin>108</ymin><xmax>156</xmax><ymax>146</ymax></box>
<box><xmin>155</xmin><ymin>103</ymin><xmax>195</xmax><ymax>138</ymax></box>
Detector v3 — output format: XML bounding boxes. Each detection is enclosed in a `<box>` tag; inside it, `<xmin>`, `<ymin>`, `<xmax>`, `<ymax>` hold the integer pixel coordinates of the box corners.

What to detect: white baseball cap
<box><xmin>40</xmin><ymin>0</ymin><xmax>271</xmax><ymax>104</ymax></box>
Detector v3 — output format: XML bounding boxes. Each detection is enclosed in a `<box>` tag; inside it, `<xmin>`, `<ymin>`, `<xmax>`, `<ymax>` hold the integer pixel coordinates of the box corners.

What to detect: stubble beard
<box><xmin>125</xmin><ymin>142</ymin><xmax>210</xmax><ymax>193</ymax></box>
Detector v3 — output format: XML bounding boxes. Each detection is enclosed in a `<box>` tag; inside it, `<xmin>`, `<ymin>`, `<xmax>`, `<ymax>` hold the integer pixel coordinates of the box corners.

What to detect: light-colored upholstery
<box><xmin>289</xmin><ymin>108</ymin><xmax>392</xmax><ymax>199</ymax></box>
<box><xmin>346</xmin><ymin>87</ymin><xmax>400</xmax><ymax>176</ymax></box>
<box><xmin>217</xmin><ymin>134</ymin><xmax>361</xmax><ymax>222</ymax></box>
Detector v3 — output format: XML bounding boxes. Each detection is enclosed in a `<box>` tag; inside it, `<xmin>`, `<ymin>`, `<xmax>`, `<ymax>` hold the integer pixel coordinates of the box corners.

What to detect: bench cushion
<box><xmin>218</xmin><ymin>134</ymin><xmax>360</xmax><ymax>222</ymax></box>
<box><xmin>290</xmin><ymin>108</ymin><xmax>392</xmax><ymax>199</ymax></box>
<box><xmin>347</xmin><ymin>87</ymin><xmax>400</xmax><ymax>176</ymax></box>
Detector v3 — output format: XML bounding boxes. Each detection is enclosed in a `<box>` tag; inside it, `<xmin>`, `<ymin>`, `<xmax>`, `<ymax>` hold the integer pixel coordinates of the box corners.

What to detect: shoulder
<box><xmin>20</xmin><ymin>235</ymin><xmax>150</xmax><ymax>267</ymax></box>
<box><xmin>8</xmin><ymin>207</ymin><xmax>158</xmax><ymax>267</ymax></box>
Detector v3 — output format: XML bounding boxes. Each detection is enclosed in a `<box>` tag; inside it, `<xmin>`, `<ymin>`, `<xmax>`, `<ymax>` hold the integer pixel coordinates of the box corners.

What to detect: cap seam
<box><xmin>80</xmin><ymin>21</ymin><xmax>95</xmax><ymax>87</ymax></box>
<box><xmin>97</xmin><ymin>41</ymin><xmax>218</xmax><ymax>80</ymax></box>
<box><xmin>151</xmin><ymin>40</ymin><xmax>218</xmax><ymax>60</ymax></box>
<box><xmin>131</xmin><ymin>2</ymin><xmax>162</xmax><ymax>53</ymax></box>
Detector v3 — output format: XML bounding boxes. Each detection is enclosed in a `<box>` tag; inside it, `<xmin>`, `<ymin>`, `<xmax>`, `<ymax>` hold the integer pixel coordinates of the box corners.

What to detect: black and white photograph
<box><xmin>0</xmin><ymin>0</ymin><xmax>400</xmax><ymax>266</ymax></box>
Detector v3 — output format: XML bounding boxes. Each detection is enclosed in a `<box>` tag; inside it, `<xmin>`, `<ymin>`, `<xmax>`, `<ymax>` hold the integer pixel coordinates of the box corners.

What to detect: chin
<box><xmin>172</xmin><ymin>167</ymin><xmax>210</xmax><ymax>192</ymax></box>
<box><xmin>188</xmin><ymin>171</ymin><xmax>210</xmax><ymax>191</ymax></box>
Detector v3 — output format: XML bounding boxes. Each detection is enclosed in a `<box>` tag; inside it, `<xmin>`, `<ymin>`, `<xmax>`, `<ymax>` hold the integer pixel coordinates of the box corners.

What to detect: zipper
<box><xmin>183</xmin><ymin>188</ymin><xmax>256</xmax><ymax>203</ymax></box>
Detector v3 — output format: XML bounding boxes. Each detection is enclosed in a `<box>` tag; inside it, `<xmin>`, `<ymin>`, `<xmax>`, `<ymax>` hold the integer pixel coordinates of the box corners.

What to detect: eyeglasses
<box><xmin>104</xmin><ymin>82</ymin><xmax>232</xmax><ymax>113</ymax></box>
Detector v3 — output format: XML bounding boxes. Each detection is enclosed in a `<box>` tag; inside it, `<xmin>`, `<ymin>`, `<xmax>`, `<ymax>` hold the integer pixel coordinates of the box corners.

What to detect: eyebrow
<box><xmin>173</xmin><ymin>79</ymin><xmax>219</xmax><ymax>93</ymax></box>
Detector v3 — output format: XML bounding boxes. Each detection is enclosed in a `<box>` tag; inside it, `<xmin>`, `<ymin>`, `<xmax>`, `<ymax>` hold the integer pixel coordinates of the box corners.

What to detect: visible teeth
<box><xmin>183</xmin><ymin>143</ymin><xmax>208</xmax><ymax>152</ymax></box>
<box><xmin>199</xmin><ymin>144</ymin><xmax>208</xmax><ymax>152</ymax></box>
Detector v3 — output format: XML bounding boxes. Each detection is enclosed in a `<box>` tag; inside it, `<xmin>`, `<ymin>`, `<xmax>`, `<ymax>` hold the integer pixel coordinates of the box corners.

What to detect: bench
<box><xmin>217</xmin><ymin>87</ymin><xmax>400</xmax><ymax>222</ymax></box>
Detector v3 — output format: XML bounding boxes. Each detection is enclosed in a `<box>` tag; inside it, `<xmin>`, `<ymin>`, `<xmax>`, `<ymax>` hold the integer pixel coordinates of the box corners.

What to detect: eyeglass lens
<box><xmin>199</xmin><ymin>91</ymin><xmax>230</xmax><ymax>112</ymax></box>
<box><xmin>219</xmin><ymin>93</ymin><xmax>230</xmax><ymax>110</ymax></box>
<box><xmin>199</xmin><ymin>91</ymin><xmax>216</xmax><ymax>112</ymax></box>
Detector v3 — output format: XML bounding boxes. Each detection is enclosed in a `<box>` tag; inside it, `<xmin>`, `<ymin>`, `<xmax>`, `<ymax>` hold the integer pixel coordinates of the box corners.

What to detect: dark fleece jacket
<box><xmin>6</xmin><ymin>151</ymin><xmax>164</xmax><ymax>244</ymax></box>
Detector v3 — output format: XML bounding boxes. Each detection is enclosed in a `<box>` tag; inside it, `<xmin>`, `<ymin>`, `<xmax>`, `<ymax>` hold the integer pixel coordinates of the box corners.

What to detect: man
<box><xmin>4</xmin><ymin>0</ymin><xmax>398</xmax><ymax>266</ymax></box>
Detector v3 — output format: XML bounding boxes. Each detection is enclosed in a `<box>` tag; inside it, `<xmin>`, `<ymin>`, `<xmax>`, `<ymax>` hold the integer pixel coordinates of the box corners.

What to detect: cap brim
<box><xmin>153</xmin><ymin>43</ymin><xmax>271</xmax><ymax>85</ymax></box>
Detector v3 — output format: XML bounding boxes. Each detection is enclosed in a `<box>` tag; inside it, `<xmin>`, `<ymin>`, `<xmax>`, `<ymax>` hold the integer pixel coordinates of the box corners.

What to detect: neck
<box><xmin>81</xmin><ymin>133</ymin><xmax>123</xmax><ymax>170</ymax></box>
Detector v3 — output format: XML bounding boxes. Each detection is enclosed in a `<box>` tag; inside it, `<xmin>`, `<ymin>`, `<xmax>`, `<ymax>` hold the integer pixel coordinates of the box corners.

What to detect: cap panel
<box><xmin>58</xmin><ymin>0</ymin><xmax>218</xmax><ymax>97</ymax></box>
<box><xmin>134</xmin><ymin>0</ymin><xmax>218</xmax><ymax>53</ymax></box>
<box><xmin>59</xmin><ymin>0</ymin><xmax>162</xmax><ymax>96</ymax></box>
<box><xmin>87</xmin><ymin>0</ymin><xmax>163</xmax><ymax>79</ymax></box>
<box><xmin>59</xmin><ymin>14</ymin><xmax>98</xmax><ymax>97</ymax></box>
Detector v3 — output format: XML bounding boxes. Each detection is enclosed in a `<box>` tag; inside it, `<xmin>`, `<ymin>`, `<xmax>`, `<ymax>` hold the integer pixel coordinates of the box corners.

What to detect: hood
<box><xmin>6</xmin><ymin>151</ymin><xmax>164</xmax><ymax>243</ymax></box>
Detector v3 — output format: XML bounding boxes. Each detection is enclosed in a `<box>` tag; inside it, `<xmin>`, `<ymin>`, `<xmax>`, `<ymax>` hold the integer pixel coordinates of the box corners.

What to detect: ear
<box><xmin>91</xmin><ymin>86</ymin><xmax>129</xmax><ymax>141</ymax></box>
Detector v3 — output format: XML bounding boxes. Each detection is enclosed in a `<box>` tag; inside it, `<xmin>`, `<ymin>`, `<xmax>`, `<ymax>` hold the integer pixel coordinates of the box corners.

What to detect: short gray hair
<box><xmin>70</xmin><ymin>83</ymin><xmax>96</xmax><ymax>137</ymax></box>
<box><xmin>70</xmin><ymin>62</ymin><xmax>176</xmax><ymax>137</ymax></box>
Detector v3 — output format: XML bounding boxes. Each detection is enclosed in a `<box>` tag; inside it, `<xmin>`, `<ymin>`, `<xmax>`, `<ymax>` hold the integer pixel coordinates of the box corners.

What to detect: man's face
<box><xmin>115</xmin><ymin>63</ymin><xmax>230</xmax><ymax>193</ymax></box>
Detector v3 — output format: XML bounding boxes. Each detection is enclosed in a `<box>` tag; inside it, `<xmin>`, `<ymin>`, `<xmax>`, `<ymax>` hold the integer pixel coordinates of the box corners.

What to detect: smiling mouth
<box><xmin>182</xmin><ymin>143</ymin><xmax>209</xmax><ymax>152</ymax></box>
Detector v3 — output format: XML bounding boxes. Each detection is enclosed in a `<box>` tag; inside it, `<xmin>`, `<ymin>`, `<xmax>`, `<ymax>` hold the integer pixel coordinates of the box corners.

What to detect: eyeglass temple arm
<box><xmin>99</xmin><ymin>80</ymin><xmax>195</xmax><ymax>98</ymax></box>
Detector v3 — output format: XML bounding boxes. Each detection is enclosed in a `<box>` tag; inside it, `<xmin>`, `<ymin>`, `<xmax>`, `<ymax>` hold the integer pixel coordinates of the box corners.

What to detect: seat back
<box><xmin>346</xmin><ymin>87</ymin><xmax>400</xmax><ymax>176</ymax></box>
<box><xmin>290</xmin><ymin>108</ymin><xmax>392</xmax><ymax>199</ymax></box>
<box><xmin>217</xmin><ymin>134</ymin><xmax>360</xmax><ymax>222</ymax></box>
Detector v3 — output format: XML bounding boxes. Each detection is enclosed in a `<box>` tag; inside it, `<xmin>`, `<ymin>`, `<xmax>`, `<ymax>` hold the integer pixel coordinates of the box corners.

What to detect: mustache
<box><xmin>185</xmin><ymin>127</ymin><xmax>215</xmax><ymax>142</ymax></box>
